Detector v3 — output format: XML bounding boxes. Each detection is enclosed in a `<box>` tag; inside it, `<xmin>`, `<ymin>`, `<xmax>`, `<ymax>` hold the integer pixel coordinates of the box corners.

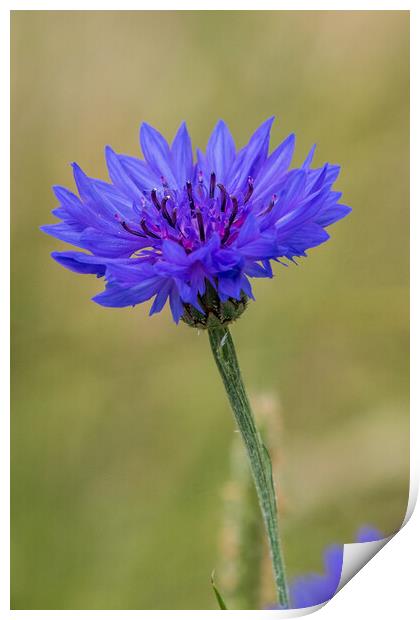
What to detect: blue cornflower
<box><xmin>42</xmin><ymin>118</ymin><xmax>351</xmax><ymax>325</ymax></box>
<box><xmin>289</xmin><ymin>526</ymin><xmax>384</xmax><ymax>609</ymax></box>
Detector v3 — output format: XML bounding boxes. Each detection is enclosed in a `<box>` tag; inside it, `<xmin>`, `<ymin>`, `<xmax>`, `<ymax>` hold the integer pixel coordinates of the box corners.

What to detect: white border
<box><xmin>2</xmin><ymin>2</ymin><xmax>414</xmax><ymax>10</ymax></box>
<box><xmin>2</xmin><ymin>2</ymin><xmax>11</xmax><ymax>619</ymax></box>
<box><xmin>4</xmin><ymin>3</ymin><xmax>416</xmax><ymax>618</ymax></box>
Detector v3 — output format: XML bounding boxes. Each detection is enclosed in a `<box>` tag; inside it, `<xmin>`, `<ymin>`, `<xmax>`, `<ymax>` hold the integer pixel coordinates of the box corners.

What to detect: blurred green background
<box><xmin>11</xmin><ymin>11</ymin><xmax>409</xmax><ymax>610</ymax></box>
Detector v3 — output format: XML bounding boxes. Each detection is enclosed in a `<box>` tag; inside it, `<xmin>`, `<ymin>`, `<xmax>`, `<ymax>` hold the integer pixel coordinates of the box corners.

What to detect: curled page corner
<box><xmin>402</xmin><ymin>480</ymin><xmax>418</xmax><ymax>527</ymax></box>
<box><xmin>266</xmin><ymin>482</ymin><xmax>415</xmax><ymax>615</ymax></box>
<box><xmin>268</xmin><ymin>603</ymin><xmax>324</xmax><ymax>617</ymax></box>
<box><xmin>339</xmin><ymin>479</ymin><xmax>417</xmax><ymax>596</ymax></box>
<box><xmin>338</xmin><ymin>535</ymin><xmax>391</xmax><ymax>592</ymax></box>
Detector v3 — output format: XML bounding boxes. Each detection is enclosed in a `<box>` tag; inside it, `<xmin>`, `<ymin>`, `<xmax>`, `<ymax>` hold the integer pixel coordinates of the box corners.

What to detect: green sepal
<box><xmin>181</xmin><ymin>281</ymin><xmax>248</xmax><ymax>329</ymax></box>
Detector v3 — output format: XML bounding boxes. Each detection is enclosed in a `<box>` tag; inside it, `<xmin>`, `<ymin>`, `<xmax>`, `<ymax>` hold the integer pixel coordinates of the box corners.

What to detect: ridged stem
<box><xmin>208</xmin><ymin>325</ymin><xmax>289</xmax><ymax>608</ymax></box>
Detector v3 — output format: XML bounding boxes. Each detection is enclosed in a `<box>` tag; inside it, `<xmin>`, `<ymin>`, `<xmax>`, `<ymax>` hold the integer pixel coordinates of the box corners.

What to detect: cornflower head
<box><xmin>42</xmin><ymin>118</ymin><xmax>353</xmax><ymax>609</ymax></box>
<box><xmin>42</xmin><ymin>118</ymin><xmax>351</xmax><ymax>327</ymax></box>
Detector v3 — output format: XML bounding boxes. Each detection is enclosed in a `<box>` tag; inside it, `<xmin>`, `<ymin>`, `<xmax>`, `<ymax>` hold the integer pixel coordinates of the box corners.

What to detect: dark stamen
<box><xmin>196</xmin><ymin>209</ymin><xmax>206</xmax><ymax>242</ymax></box>
<box><xmin>141</xmin><ymin>219</ymin><xmax>160</xmax><ymax>239</ymax></box>
<box><xmin>209</xmin><ymin>172</ymin><xmax>216</xmax><ymax>199</ymax></box>
<box><xmin>260</xmin><ymin>194</ymin><xmax>277</xmax><ymax>217</ymax></box>
<box><xmin>186</xmin><ymin>181</ymin><xmax>195</xmax><ymax>212</ymax></box>
<box><xmin>229</xmin><ymin>196</ymin><xmax>239</xmax><ymax>226</ymax></box>
<box><xmin>171</xmin><ymin>207</ymin><xmax>177</xmax><ymax>227</ymax></box>
<box><xmin>217</xmin><ymin>183</ymin><xmax>228</xmax><ymax>212</ymax></box>
<box><xmin>221</xmin><ymin>227</ymin><xmax>230</xmax><ymax>245</ymax></box>
<box><xmin>161</xmin><ymin>195</ymin><xmax>175</xmax><ymax>227</ymax></box>
<box><xmin>121</xmin><ymin>221</ymin><xmax>146</xmax><ymax>238</ymax></box>
<box><xmin>151</xmin><ymin>189</ymin><xmax>161</xmax><ymax>210</ymax></box>
<box><xmin>244</xmin><ymin>177</ymin><xmax>254</xmax><ymax>203</ymax></box>
<box><xmin>221</xmin><ymin>196</ymin><xmax>239</xmax><ymax>244</ymax></box>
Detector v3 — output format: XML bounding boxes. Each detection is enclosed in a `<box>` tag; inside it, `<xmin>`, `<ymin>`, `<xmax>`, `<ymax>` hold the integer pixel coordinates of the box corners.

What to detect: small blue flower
<box><xmin>42</xmin><ymin>119</ymin><xmax>351</xmax><ymax>324</ymax></box>
<box><xmin>289</xmin><ymin>526</ymin><xmax>384</xmax><ymax>609</ymax></box>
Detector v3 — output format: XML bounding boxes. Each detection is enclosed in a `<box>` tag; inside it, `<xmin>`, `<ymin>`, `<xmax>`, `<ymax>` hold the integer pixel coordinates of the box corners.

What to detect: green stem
<box><xmin>208</xmin><ymin>325</ymin><xmax>289</xmax><ymax>609</ymax></box>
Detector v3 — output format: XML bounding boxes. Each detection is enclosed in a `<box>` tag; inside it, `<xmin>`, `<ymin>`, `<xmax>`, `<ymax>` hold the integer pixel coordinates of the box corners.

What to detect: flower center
<box><xmin>119</xmin><ymin>172</ymin><xmax>256</xmax><ymax>252</ymax></box>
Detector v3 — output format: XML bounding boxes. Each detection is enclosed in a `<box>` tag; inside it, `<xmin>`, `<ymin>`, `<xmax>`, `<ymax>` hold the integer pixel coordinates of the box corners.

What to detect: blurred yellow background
<box><xmin>11</xmin><ymin>11</ymin><xmax>409</xmax><ymax>610</ymax></box>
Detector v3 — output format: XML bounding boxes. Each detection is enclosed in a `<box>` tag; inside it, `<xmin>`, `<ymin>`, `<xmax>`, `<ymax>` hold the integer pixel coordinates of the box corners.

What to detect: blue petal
<box><xmin>356</xmin><ymin>526</ymin><xmax>383</xmax><ymax>543</ymax></box>
<box><xmin>217</xmin><ymin>275</ymin><xmax>241</xmax><ymax>300</ymax></box>
<box><xmin>206</xmin><ymin>120</ymin><xmax>236</xmax><ymax>183</ymax></box>
<box><xmin>307</xmin><ymin>164</ymin><xmax>340</xmax><ymax>192</ymax></box>
<box><xmin>316</xmin><ymin>204</ymin><xmax>352</xmax><ymax>227</ymax></box>
<box><xmin>51</xmin><ymin>207</ymin><xmax>70</xmax><ymax>220</ymax></box>
<box><xmin>161</xmin><ymin>239</ymin><xmax>188</xmax><ymax>264</ymax></box>
<box><xmin>236</xmin><ymin>213</ymin><xmax>260</xmax><ymax>247</ymax></box>
<box><xmin>140</xmin><ymin>123</ymin><xmax>177</xmax><ymax>188</ymax></box>
<box><xmin>240</xmin><ymin>237</ymin><xmax>278</xmax><ymax>260</ymax></box>
<box><xmin>171</xmin><ymin>121</ymin><xmax>193</xmax><ymax>187</ymax></box>
<box><xmin>149</xmin><ymin>280</ymin><xmax>172</xmax><ymax>315</ymax></box>
<box><xmin>275</xmin><ymin>189</ymin><xmax>328</xmax><ymax>234</ymax></box>
<box><xmin>290</xmin><ymin>546</ymin><xmax>342</xmax><ymax>610</ymax></box>
<box><xmin>283</xmin><ymin>169</ymin><xmax>307</xmax><ymax>205</ymax></box>
<box><xmin>280</xmin><ymin>223</ymin><xmax>330</xmax><ymax>255</ymax></box>
<box><xmin>175</xmin><ymin>278</ymin><xmax>202</xmax><ymax>311</ymax></box>
<box><xmin>253</xmin><ymin>133</ymin><xmax>295</xmax><ymax>202</ymax></box>
<box><xmin>244</xmin><ymin>260</ymin><xmax>273</xmax><ymax>278</ymax></box>
<box><xmin>71</xmin><ymin>163</ymin><xmax>133</xmax><ymax>226</ymax></box>
<box><xmin>240</xmin><ymin>274</ymin><xmax>254</xmax><ymax>299</ymax></box>
<box><xmin>290</xmin><ymin>573</ymin><xmax>337</xmax><ymax>608</ymax></box>
<box><xmin>323</xmin><ymin>544</ymin><xmax>344</xmax><ymax>584</ymax></box>
<box><xmin>118</xmin><ymin>155</ymin><xmax>161</xmax><ymax>192</ymax></box>
<box><xmin>80</xmin><ymin>227</ymin><xmax>147</xmax><ymax>258</ymax></box>
<box><xmin>91</xmin><ymin>179</ymin><xmax>138</xmax><ymax>222</ymax></box>
<box><xmin>72</xmin><ymin>162</ymin><xmax>97</xmax><ymax>202</ymax></box>
<box><xmin>229</xmin><ymin>117</ymin><xmax>274</xmax><ymax>192</ymax></box>
<box><xmin>290</xmin><ymin>573</ymin><xmax>330</xmax><ymax>608</ymax></box>
<box><xmin>52</xmin><ymin>185</ymin><xmax>86</xmax><ymax>223</ymax></box>
<box><xmin>213</xmin><ymin>247</ymin><xmax>243</xmax><ymax>272</ymax></box>
<box><xmin>41</xmin><ymin>223</ymin><xmax>83</xmax><ymax>246</ymax></box>
<box><xmin>52</xmin><ymin>251</ymin><xmax>107</xmax><ymax>276</ymax></box>
<box><xmin>235</xmin><ymin>217</ymin><xmax>277</xmax><ymax>260</ymax></box>
<box><xmin>105</xmin><ymin>146</ymin><xmax>142</xmax><ymax>203</ymax></box>
<box><xmin>169</xmin><ymin>286</ymin><xmax>184</xmax><ymax>323</ymax></box>
<box><xmin>105</xmin><ymin>261</ymin><xmax>155</xmax><ymax>284</ymax></box>
<box><xmin>93</xmin><ymin>276</ymin><xmax>162</xmax><ymax>307</ymax></box>
<box><xmin>302</xmin><ymin>144</ymin><xmax>316</xmax><ymax>169</ymax></box>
